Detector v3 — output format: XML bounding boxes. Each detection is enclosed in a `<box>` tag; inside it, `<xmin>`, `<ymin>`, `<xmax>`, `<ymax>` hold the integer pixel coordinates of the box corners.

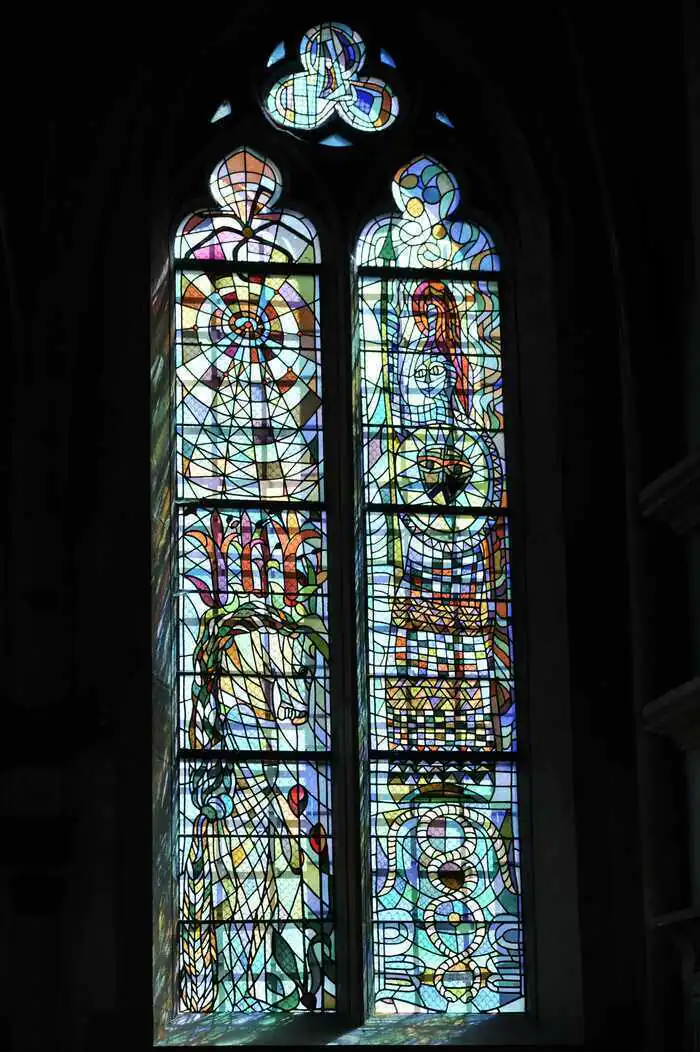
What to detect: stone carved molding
<box><xmin>643</xmin><ymin>678</ymin><xmax>700</xmax><ymax>752</ymax></box>
<box><xmin>653</xmin><ymin>910</ymin><xmax>700</xmax><ymax>1051</ymax></box>
<box><xmin>640</xmin><ymin>452</ymin><xmax>700</xmax><ymax>535</ymax></box>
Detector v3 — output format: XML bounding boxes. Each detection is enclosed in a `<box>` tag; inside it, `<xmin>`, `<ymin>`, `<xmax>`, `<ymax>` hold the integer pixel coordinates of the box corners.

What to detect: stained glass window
<box><xmin>173</xmin><ymin>147</ymin><xmax>335</xmax><ymax>1013</ymax></box>
<box><xmin>354</xmin><ymin>156</ymin><xmax>524</xmax><ymax>1013</ymax></box>
<box><xmin>264</xmin><ymin>22</ymin><xmax>398</xmax><ymax>134</ymax></box>
<box><xmin>159</xmin><ymin>21</ymin><xmax>535</xmax><ymax>1030</ymax></box>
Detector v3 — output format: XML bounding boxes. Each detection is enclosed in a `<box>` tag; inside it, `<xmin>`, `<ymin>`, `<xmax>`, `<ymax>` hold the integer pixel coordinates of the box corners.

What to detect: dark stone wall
<box><xmin>1</xmin><ymin>2</ymin><xmax>691</xmax><ymax>1048</ymax></box>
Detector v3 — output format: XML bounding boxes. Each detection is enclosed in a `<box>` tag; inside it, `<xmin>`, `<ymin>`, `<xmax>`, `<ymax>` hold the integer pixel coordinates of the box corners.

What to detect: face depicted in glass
<box><xmin>413</xmin><ymin>353</ymin><xmax>454</xmax><ymax>400</ymax></box>
<box><xmin>391</xmin><ymin>280</ymin><xmax>471</xmax><ymax>430</ymax></box>
<box><xmin>396</xmin><ymin>348</ymin><xmax>456</xmax><ymax>424</ymax></box>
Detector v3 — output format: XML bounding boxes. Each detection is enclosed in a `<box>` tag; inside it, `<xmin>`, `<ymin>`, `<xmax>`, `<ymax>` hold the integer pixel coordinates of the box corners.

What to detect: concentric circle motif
<box><xmin>415</xmin><ymin>811</ymin><xmax>487</xmax><ymax>1002</ymax></box>
<box><xmin>203</xmin><ymin>291</ymin><xmax>281</xmax><ymax>359</ymax></box>
<box><xmin>396</xmin><ymin>428</ymin><xmax>502</xmax><ymax>543</ymax></box>
<box><xmin>395</xmin><ymin>427</ymin><xmax>502</xmax><ymax>509</ymax></box>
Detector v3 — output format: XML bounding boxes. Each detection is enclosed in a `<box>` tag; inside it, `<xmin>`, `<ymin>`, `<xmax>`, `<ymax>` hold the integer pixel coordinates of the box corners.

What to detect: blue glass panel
<box><xmin>435</xmin><ymin>111</ymin><xmax>455</xmax><ymax>128</ymax></box>
<box><xmin>210</xmin><ymin>100</ymin><xmax>232</xmax><ymax>123</ymax></box>
<box><xmin>320</xmin><ymin>133</ymin><xmax>352</xmax><ymax>147</ymax></box>
<box><xmin>267</xmin><ymin>41</ymin><xmax>286</xmax><ymax>67</ymax></box>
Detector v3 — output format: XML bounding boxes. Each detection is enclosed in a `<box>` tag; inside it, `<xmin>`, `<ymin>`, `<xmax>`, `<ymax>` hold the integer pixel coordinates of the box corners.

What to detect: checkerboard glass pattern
<box><xmin>355</xmin><ymin>156</ymin><xmax>524</xmax><ymax>1014</ymax></box>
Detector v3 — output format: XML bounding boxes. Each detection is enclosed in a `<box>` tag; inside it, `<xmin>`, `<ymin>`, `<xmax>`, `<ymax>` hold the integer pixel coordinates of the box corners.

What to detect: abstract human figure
<box><xmin>387</xmin><ymin>280</ymin><xmax>505</xmax><ymax>705</ymax></box>
<box><xmin>357</xmin><ymin>154</ymin><xmax>520</xmax><ymax>1011</ymax></box>
<box><xmin>180</xmin><ymin>511</ymin><xmax>331</xmax><ymax>1012</ymax></box>
<box><xmin>375</xmin><ymin>277</ymin><xmax>515</xmax><ymax>1008</ymax></box>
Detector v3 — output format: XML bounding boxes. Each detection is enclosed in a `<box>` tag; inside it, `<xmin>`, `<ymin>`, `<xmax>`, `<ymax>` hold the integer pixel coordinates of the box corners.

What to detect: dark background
<box><xmin>2</xmin><ymin>2</ymin><xmax>698</xmax><ymax>1048</ymax></box>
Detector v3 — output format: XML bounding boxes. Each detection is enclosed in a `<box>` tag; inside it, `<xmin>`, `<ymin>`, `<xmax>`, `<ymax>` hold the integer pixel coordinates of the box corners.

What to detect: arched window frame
<box><xmin>152</xmin><ymin>16</ymin><xmax>584</xmax><ymax>1046</ymax></box>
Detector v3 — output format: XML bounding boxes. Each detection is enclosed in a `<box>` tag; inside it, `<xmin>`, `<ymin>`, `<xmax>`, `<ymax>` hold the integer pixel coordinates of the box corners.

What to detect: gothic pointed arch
<box><xmin>151</xmin><ymin>10</ymin><xmax>584</xmax><ymax>1045</ymax></box>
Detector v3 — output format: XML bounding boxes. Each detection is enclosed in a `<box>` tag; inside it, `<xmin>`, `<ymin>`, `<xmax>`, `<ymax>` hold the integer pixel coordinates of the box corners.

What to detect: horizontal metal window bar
<box><xmin>174</xmin><ymin>497</ymin><xmax>326</xmax><ymax>512</ymax></box>
<box><xmin>176</xmin><ymin>671</ymin><xmax>330</xmax><ymax>680</ymax></box>
<box><xmin>173</xmin><ymin>260</ymin><xmax>320</xmax><ymax>277</ymax></box>
<box><xmin>364</xmin><ymin>502</ymin><xmax>508</xmax><ymax>516</ymax></box>
<box><xmin>176</xmin><ymin>917</ymin><xmax>334</xmax><ymax>927</ymax></box>
<box><xmin>356</xmin><ymin>266</ymin><xmax>504</xmax><ymax>282</ymax></box>
<box><xmin>367</xmin><ymin>918</ymin><xmax>522</xmax><ymax>928</ymax></box>
<box><xmin>177</xmin><ymin>748</ymin><xmax>331</xmax><ymax>762</ymax></box>
<box><xmin>369</xmin><ymin>749</ymin><xmax>519</xmax><ymax>763</ymax></box>
<box><xmin>359</xmin><ymin>423</ymin><xmax>505</xmax><ymax>431</ymax></box>
<box><xmin>365</xmin><ymin>673</ymin><xmax>513</xmax><ymax>683</ymax></box>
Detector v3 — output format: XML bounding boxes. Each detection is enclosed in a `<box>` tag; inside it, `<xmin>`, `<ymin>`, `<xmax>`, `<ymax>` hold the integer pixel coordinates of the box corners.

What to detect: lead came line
<box><xmin>356</xmin><ymin>154</ymin><xmax>524</xmax><ymax>1014</ymax></box>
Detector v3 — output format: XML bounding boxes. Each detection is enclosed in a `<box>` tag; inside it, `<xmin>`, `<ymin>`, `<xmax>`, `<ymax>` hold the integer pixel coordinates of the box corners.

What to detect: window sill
<box><xmin>155</xmin><ymin>1012</ymin><xmax>583</xmax><ymax>1047</ymax></box>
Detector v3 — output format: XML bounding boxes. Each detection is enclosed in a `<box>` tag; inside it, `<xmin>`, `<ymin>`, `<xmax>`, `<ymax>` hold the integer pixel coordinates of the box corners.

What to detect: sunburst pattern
<box><xmin>176</xmin><ymin>271</ymin><xmax>322</xmax><ymax>500</ymax></box>
<box><xmin>173</xmin><ymin>147</ymin><xmax>334</xmax><ymax>1014</ymax></box>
